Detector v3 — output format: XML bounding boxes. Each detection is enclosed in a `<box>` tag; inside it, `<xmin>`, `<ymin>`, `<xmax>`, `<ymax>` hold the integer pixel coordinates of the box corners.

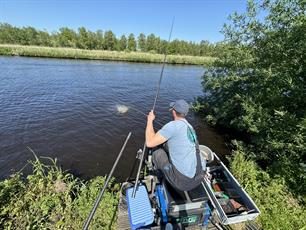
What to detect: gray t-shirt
<box><xmin>158</xmin><ymin>119</ymin><xmax>197</xmax><ymax>178</ymax></box>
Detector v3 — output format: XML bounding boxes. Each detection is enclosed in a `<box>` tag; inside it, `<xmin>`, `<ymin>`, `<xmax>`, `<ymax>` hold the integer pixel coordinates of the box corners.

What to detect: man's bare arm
<box><xmin>146</xmin><ymin>110</ymin><xmax>167</xmax><ymax>148</ymax></box>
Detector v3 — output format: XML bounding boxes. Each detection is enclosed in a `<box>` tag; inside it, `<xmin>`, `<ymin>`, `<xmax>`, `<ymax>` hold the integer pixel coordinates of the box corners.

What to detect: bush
<box><xmin>0</xmin><ymin>155</ymin><xmax>119</xmax><ymax>229</ymax></box>
<box><xmin>230</xmin><ymin>143</ymin><xmax>306</xmax><ymax>230</ymax></box>
<box><xmin>201</xmin><ymin>0</ymin><xmax>306</xmax><ymax>201</ymax></box>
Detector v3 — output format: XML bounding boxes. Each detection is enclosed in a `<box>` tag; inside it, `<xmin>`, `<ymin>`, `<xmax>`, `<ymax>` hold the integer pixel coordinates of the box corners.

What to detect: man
<box><xmin>146</xmin><ymin>99</ymin><xmax>206</xmax><ymax>191</ymax></box>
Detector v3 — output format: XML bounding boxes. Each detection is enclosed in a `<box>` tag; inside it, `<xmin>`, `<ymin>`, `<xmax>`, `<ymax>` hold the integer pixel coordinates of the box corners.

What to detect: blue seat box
<box><xmin>126</xmin><ymin>185</ymin><xmax>154</xmax><ymax>229</ymax></box>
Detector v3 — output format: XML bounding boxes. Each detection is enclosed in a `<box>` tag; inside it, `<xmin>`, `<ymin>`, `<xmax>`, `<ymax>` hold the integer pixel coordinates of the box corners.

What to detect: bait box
<box><xmin>202</xmin><ymin>152</ymin><xmax>260</xmax><ymax>225</ymax></box>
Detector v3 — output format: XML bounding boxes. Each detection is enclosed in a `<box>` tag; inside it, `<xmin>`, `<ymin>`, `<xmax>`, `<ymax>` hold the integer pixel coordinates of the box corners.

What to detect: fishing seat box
<box><xmin>202</xmin><ymin>152</ymin><xmax>260</xmax><ymax>225</ymax></box>
<box><xmin>159</xmin><ymin>180</ymin><xmax>211</xmax><ymax>226</ymax></box>
<box><xmin>126</xmin><ymin>185</ymin><xmax>154</xmax><ymax>230</ymax></box>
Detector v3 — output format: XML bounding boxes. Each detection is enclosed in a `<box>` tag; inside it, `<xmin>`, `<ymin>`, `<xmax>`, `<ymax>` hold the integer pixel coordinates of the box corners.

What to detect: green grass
<box><xmin>3</xmin><ymin>147</ymin><xmax>306</xmax><ymax>229</ymax></box>
<box><xmin>229</xmin><ymin>142</ymin><xmax>306</xmax><ymax>230</ymax></box>
<box><xmin>0</xmin><ymin>155</ymin><xmax>119</xmax><ymax>229</ymax></box>
<box><xmin>0</xmin><ymin>44</ymin><xmax>217</xmax><ymax>66</ymax></box>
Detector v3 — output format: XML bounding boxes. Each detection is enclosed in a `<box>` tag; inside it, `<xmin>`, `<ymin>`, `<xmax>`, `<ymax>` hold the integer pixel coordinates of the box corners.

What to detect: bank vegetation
<box><xmin>0</xmin><ymin>155</ymin><xmax>118</xmax><ymax>229</ymax></box>
<box><xmin>198</xmin><ymin>0</ymin><xmax>306</xmax><ymax>229</ymax></box>
<box><xmin>0</xmin><ymin>44</ymin><xmax>216</xmax><ymax>66</ymax></box>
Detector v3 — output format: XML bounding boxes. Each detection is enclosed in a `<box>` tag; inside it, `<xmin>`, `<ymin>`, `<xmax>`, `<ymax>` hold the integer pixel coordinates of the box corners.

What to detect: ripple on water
<box><xmin>0</xmin><ymin>56</ymin><xmax>228</xmax><ymax>181</ymax></box>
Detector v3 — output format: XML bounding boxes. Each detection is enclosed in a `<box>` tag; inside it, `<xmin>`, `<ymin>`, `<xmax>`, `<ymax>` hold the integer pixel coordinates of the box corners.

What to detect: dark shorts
<box><xmin>152</xmin><ymin>148</ymin><xmax>203</xmax><ymax>191</ymax></box>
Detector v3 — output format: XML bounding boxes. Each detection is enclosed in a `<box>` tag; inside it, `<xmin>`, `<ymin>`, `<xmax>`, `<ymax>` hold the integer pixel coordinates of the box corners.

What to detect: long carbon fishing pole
<box><xmin>83</xmin><ymin>132</ymin><xmax>132</xmax><ymax>230</ymax></box>
<box><xmin>132</xmin><ymin>18</ymin><xmax>175</xmax><ymax>198</ymax></box>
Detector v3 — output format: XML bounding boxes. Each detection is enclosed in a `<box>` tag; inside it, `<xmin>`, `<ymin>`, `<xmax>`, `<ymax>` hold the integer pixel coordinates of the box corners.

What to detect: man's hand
<box><xmin>147</xmin><ymin>110</ymin><xmax>155</xmax><ymax>123</ymax></box>
<box><xmin>145</xmin><ymin>110</ymin><xmax>166</xmax><ymax>147</ymax></box>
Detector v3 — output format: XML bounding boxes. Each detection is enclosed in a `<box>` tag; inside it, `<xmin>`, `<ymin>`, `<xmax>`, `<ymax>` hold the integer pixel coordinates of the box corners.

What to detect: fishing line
<box><xmin>112</xmin><ymin>96</ymin><xmax>165</xmax><ymax>127</ymax></box>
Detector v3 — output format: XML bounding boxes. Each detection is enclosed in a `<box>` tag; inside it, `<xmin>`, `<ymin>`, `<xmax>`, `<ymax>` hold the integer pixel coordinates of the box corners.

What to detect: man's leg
<box><xmin>152</xmin><ymin>148</ymin><xmax>170</xmax><ymax>171</ymax></box>
<box><xmin>152</xmin><ymin>148</ymin><xmax>180</xmax><ymax>189</ymax></box>
<box><xmin>152</xmin><ymin>148</ymin><xmax>203</xmax><ymax>191</ymax></box>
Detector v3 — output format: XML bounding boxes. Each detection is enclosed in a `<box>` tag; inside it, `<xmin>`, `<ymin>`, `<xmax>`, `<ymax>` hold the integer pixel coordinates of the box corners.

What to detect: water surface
<box><xmin>0</xmin><ymin>56</ymin><xmax>228</xmax><ymax>180</ymax></box>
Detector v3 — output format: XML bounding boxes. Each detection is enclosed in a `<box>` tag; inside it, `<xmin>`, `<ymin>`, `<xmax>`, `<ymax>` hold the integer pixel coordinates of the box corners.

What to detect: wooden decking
<box><xmin>117</xmin><ymin>195</ymin><xmax>130</xmax><ymax>230</ymax></box>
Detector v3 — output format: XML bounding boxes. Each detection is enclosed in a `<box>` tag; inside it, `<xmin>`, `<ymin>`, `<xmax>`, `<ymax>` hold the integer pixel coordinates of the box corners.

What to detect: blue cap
<box><xmin>169</xmin><ymin>99</ymin><xmax>189</xmax><ymax>116</ymax></box>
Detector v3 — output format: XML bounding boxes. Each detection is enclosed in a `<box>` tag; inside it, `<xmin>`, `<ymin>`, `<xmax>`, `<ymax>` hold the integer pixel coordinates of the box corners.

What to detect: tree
<box><xmin>137</xmin><ymin>33</ymin><xmax>146</xmax><ymax>51</ymax></box>
<box><xmin>118</xmin><ymin>35</ymin><xmax>127</xmax><ymax>51</ymax></box>
<box><xmin>37</xmin><ymin>30</ymin><xmax>52</xmax><ymax>46</ymax></box>
<box><xmin>19</xmin><ymin>27</ymin><xmax>38</xmax><ymax>45</ymax></box>
<box><xmin>86</xmin><ymin>30</ymin><xmax>99</xmax><ymax>50</ymax></box>
<box><xmin>168</xmin><ymin>39</ymin><xmax>179</xmax><ymax>54</ymax></box>
<box><xmin>154</xmin><ymin>37</ymin><xmax>162</xmax><ymax>53</ymax></box>
<box><xmin>201</xmin><ymin>0</ymin><xmax>306</xmax><ymax>200</ymax></box>
<box><xmin>95</xmin><ymin>30</ymin><xmax>104</xmax><ymax>49</ymax></box>
<box><xmin>158</xmin><ymin>39</ymin><xmax>168</xmax><ymax>54</ymax></box>
<box><xmin>56</xmin><ymin>27</ymin><xmax>78</xmax><ymax>48</ymax></box>
<box><xmin>0</xmin><ymin>22</ymin><xmax>225</xmax><ymax>56</ymax></box>
<box><xmin>146</xmin><ymin>33</ymin><xmax>156</xmax><ymax>52</ymax></box>
<box><xmin>0</xmin><ymin>23</ymin><xmax>17</xmax><ymax>44</ymax></box>
<box><xmin>77</xmin><ymin>27</ymin><xmax>97</xmax><ymax>49</ymax></box>
<box><xmin>127</xmin><ymin>33</ymin><xmax>136</xmax><ymax>51</ymax></box>
<box><xmin>103</xmin><ymin>30</ymin><xmax>117</xmax><ymax>50</ymax></box>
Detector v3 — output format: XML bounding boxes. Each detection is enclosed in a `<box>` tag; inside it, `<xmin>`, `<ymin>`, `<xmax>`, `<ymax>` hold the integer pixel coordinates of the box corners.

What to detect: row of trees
<box><xmin>0</xmin><ymin>23</ymin><xmax>225</xmax><ymax>57</ymax></box>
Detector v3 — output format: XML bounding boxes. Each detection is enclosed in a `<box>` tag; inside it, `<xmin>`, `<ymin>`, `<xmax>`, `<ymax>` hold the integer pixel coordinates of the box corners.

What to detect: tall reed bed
<box><xmin>0</xmin><ymin>44</ymin><xmax>216</xmax><ymax>66</ymax></box>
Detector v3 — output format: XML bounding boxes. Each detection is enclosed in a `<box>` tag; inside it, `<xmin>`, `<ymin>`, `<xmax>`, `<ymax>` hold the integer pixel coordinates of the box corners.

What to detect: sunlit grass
<box><xmin>230</xmin><ymin>144</ymin><xmax>306</xmax><ymax>230</ymax></box>
<box><xmin>0</xmin><ymin>44</ymin><xmax>217</xmax><ymax>66</ymax></box>
<box><xmin>0</xmin><ymin>154</ymin><xmax>119</xmax><ymax>229</ymax></box>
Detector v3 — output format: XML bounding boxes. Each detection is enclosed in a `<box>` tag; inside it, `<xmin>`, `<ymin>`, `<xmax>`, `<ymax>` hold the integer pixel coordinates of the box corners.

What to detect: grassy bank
<box><xmin>0</xmin><ymin>44</ymin><xmax>216</xmax><ymax>66</ymax></box>
<box><xmin>0</xmin><ymin>155</ymin><xmax>119</xmax><ymax>229</ymax></box>
<box><xmin>229</xmin><ymin>143</ymin><xmax>306</xmax><ymax>230</ymax></box>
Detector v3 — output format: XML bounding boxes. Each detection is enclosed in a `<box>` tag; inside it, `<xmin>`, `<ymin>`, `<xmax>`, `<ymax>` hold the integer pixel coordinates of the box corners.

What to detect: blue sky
<box><xmin>0</xmin><ymin>0</ymin><xmax>248</xmax><ymax>43</ymax></box>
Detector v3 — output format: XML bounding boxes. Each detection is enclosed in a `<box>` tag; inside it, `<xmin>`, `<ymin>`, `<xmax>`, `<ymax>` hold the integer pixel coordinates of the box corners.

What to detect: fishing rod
<box><xmin>83</xmin><ymin>132</ymin><xmax>132</xmax><ymax>230</ymax></box>
<box><xmin>132</xmin><ymin>18</ymin><xmax>175</xmax><ymax>198</ymax></box>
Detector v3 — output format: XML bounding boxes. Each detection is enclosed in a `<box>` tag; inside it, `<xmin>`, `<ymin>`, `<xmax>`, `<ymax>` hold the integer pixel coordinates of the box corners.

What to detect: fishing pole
<box><xmin>132</xmin><ymin>18</ymin><xmax>175</xmax><ymax>198</ymax></box>
<box><xmin>83</xmin><ymin>132</ymin><xmax>132</xmax><ymax>230</ymax></box>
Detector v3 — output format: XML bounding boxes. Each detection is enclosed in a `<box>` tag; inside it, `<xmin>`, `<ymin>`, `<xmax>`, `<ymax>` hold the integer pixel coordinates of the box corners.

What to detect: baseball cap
<box><xmin>169</xmin><ymin>99</ymin><xmax>189</xmax><ymax>116</ymax></box>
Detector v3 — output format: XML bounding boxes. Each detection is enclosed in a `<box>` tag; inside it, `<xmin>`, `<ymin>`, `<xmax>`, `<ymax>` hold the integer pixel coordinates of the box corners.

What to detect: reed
<box><xmin>0</xmin><ymin>44</ymin><xmax>217</xmax><ymax>66</ymax></box>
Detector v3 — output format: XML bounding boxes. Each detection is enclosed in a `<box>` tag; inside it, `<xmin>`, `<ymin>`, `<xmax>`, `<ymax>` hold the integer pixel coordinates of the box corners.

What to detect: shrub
<box><xmin>0</xmin><ymin>155</ymin><xmax>119</xmax><ymax>229</ymax></box>
<box><xmin>230</xmin><ymin>143</ymin><xmax>306</xmax><ymax>230</ymax></box>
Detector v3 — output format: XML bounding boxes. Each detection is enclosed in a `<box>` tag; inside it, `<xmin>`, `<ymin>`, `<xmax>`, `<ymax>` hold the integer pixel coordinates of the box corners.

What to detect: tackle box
<box><xmin>158</xmin><ymin>181</ymin><xmax>211</xmax><ymax>227</ymax></box>
<box><xmin>202</xmin><ymin>151</ymin><xmax>260</xmax><ymax>225</ymax></box>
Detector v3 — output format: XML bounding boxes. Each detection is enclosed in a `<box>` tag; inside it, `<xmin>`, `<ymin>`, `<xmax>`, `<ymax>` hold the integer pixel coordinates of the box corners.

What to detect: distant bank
<box><xmin>0</xmin><ymin>44</ymin><xmax>216</xmax><ymax>66</ymax></box>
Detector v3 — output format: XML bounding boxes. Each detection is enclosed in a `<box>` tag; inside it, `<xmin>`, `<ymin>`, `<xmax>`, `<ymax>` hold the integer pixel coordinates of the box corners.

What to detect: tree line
<box><xmin>0</xmin><ymin>23</ymin><xmax>226</xmax><ymax>57</ymax></box>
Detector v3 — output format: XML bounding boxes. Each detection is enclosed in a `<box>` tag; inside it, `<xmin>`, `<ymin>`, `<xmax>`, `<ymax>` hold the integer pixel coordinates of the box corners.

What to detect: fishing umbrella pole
<box><xmin>83</xmin><ymin>132</ymin><xmax>132</xmax><ymax>230</ymax></box>
<box><xmin>132</xmin><ymin>18</ymin><xmax>175</xmax><ymax>198</ymax></box>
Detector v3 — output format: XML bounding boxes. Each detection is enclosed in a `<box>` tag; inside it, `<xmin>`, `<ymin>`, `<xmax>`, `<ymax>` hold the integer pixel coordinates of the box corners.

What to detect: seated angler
<box><xmin>145</xmin><ymin>99</ymin><xmax>206</xmax><ymax>191</ymax></box>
